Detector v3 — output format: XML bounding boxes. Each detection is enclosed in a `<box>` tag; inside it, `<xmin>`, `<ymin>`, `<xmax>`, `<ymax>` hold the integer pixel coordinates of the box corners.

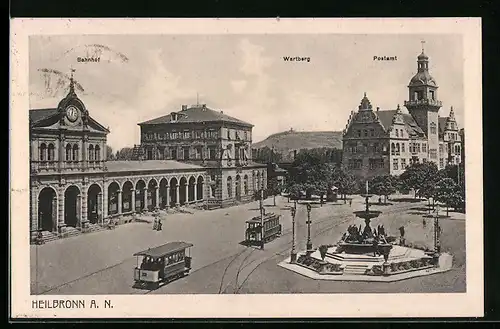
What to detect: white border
<box><xmin>10</xmin><ymin>18</ymin><xmax>483</xmax><ymax>318</ymax></box>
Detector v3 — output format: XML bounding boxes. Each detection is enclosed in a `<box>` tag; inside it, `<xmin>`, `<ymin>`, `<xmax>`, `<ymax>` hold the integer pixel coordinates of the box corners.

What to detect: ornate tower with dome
<box><xmin>404</xmin><ymin>46</ymin><xmax>442</xmax><ymax>165</ymax></box>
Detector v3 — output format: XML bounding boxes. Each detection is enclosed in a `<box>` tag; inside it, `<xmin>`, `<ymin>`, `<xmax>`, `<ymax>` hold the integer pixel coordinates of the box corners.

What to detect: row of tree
<box><xmin>282</xmin><ymin>150</ymin><xmax>465</xmax><ymax>214</ymax></box>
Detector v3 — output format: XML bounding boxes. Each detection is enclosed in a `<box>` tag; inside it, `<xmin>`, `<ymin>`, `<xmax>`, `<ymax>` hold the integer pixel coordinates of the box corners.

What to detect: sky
<box><xmin>29</xmin><ymin>34</ymin><xmax>463</xmax><ymax>151</ymax></box>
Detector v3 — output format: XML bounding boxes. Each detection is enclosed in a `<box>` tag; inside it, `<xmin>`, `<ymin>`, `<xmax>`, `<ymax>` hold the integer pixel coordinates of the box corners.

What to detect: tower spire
<box><xmin>421</xmin><ymin>40</ymin><xmax>426</xmax><ymax>53</ymax></box>
<box><xmin>69</xmin><ymin>67</ymin><xmax>76</xmax><ymax>95</ymax></box>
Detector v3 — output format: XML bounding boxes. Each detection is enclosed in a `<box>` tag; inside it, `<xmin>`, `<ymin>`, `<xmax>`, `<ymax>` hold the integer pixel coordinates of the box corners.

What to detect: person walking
<box><xmin>349</xmin><ymin>199</ymin><xmax>352</xmax><ymax>207</ymax></box>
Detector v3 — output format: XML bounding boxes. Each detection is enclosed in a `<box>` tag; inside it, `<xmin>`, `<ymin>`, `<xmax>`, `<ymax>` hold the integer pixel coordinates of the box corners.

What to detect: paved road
<box><xmin>31</xmin><ymin>195</ymin><xmax>465</xmax><ymax>294</ymax></box>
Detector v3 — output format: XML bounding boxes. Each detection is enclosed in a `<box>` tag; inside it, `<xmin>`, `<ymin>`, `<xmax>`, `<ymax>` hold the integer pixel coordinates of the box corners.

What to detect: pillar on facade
<box><xmin>194</xmin><ymin>184</ymin><xmax>198</xmax><ymax>202</ymax></box>
<box><xmin>117</xmin><ymin>189</ymin><xmax>123</xmax><ymax>215</ymax></box>
<box><xmin>143</xmin><ymin>187</ymin><xmax>147</xmax><ymax>211</ymax></box>
<box><xmin>52</xmin><ymin>196</ymin><xmax>58</xmax><ymax>232</ymax></box>
<box><xmin>31</xmin><ymin>187</ymin><xmax>38</xmax><ymax>234</ymax></box>
<box><xmin>175</xmin><ymin>184</ymin><xmax>180</xmax><ymax>207</ymax></box>
<box><xmin>76</xmin><ymin>194</ymin><xmax>81</xmax><ymax>228</ymax></box>
<box><xmin>103</xmin><ymin>185</ymin><xmax>108</xmax><ymax>222</ymax></box>
<box><xmin>165</xmin><ymin>185</ymin><xmax>170</xmax><ymax>209</ymax></box>
<box><xmin>185</xmin><ymin>183</ymin><xmax>189</xmax><ymax>204</ymax></box>
<box><xmin>81</xmin><ymin>187</ymin><xmax>88</xmax><ymax>226</ymax></box>
<box><xmin>131</xmin><ymin>189</ymin><xmax>136</xmax><ymax>213</ymax></box>
<box><xmin>97</xmin><ymin>192</ymin><xmax>103</xmax><ymax>223</ymax></box>
<box><xmin>155</xmin><ymin>186</ymin><xmax>160</xmax><ymax>210</ymax></box>
<box><xmin>58</xmin><ymin>185</ymin><xmax>65</xmax><ymax>233</ymax></box>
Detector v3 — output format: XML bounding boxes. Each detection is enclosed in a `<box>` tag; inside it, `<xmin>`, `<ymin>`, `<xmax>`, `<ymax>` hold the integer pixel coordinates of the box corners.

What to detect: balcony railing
<box><xmin>404</xmin><ymin>99</ymin><xmax>442</xmax><ymax>108</ymax></box>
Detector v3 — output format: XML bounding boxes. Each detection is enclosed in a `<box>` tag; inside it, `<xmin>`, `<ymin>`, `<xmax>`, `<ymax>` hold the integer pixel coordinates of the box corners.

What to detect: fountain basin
<box><xmin>353</xmin><ymin>210</ymin><xmax>383</xmax><ymax>220</ymax></box>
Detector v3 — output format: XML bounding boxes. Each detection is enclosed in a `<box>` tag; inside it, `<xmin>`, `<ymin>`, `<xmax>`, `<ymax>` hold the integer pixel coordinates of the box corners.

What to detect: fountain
<box><xmin>279</xmin><ymin>180</ymin><xmax>453</xmax><ymax>282</ymax></box>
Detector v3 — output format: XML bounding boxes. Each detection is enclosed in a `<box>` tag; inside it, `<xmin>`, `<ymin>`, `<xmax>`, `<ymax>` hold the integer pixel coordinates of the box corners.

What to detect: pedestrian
<box><xmin>349</xmin><ymin>199</ymin><xmax>352</xmax><ymax>207</ymax></box>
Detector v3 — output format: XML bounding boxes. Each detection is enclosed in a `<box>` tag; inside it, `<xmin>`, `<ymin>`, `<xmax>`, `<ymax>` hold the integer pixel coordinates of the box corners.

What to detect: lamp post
<box><xmin>306</xmin><ymin>203</ymin><xmax>312</xmax><ymax>252</ymax></box>
<box><xmin>290</xmin><ymin>205</ymin><xmax>297</xmax><ymax>263</ymax></box>
<box><xmin>434</xmin><ymin>204</ymin><xmax>441</xmax><ymax>254</ymax></box>
<box><xmin>260</xmin><ymin>188</ymin><xmax>265</xmax><ymax>250</ymax></box>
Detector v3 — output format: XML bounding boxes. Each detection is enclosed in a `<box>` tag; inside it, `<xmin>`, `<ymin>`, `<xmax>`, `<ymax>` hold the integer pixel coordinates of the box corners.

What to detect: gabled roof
<box><xmin>138</xmin><ymin>105</ymin><xmax>253</xmax><ymax>127</ymax></box>
<box><xmin>29</xmin><ymin>108</ymin><xmax>58</xmax><ymax>124</ymax></box>
<box><xmin>375</xmin><ymin>110</ymin><xmax>425</xmax><ymax>137</ymax></box>
<box><xmin>438</xmin><ymin>117</ymin><xmax>448</xmax><ymax>137</ymax></box>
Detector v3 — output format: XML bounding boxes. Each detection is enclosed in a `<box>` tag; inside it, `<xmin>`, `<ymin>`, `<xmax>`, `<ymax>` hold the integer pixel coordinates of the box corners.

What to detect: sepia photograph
<box><xmin>10</xmin><ymin>18</ymin><xmax>483</xmax><ymax>318</ymax></box>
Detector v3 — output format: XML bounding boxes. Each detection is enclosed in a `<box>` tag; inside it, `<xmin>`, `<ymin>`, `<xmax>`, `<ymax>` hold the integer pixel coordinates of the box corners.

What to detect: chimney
<box><xmin>376</xmin><ymin>107</ymin><xmax>380</xmax><ymax>112</ymax></box>
<box><xmin>220</xmin><ymin>110</ymin><xmax>224</xmax><ymax>114</ymax></box>
<box><xmin>181</xmin><ymin>105</ymin><xmax>187</xmax><ymax>111</ymax></box>
<box><xmin>293</xmin><ymin>150</ymin><xmax>297</xmax><ymax>160</ymax></box>
<box><xmin>202</xmin><ymin>104</ymin><xmax>206</xmax><ymax>110</ymax></box>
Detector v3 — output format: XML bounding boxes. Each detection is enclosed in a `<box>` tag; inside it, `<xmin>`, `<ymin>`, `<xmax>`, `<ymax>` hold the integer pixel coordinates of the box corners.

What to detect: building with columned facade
<box><xmin>29</xmin><ymin>73</ymin><xmax>267</xmax><ymax>243</ymax></box>
<box><xmin>341</xmin><ymin>48</ymin><xmax>464</xmax><ymax>179</ymax></box>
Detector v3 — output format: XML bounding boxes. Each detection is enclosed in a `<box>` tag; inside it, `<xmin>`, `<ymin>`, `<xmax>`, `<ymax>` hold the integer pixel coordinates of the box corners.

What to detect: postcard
<box><xmin>10</xmin><ymin>18</ymin><xmax>483</xmax><ymax>318</ymax></box>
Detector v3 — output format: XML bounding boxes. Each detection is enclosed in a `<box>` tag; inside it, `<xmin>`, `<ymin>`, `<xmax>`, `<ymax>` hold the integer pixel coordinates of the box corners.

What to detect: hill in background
<box><xmin>252</xmin><ymin>129</ymin><xmax>343</xmax><ymax>161</ymax></box>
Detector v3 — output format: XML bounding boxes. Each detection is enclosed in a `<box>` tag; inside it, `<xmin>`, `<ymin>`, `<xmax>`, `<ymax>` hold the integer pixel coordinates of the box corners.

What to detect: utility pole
<box><xmin>306</xmin><ymin>203</ymin><xmax>312</xmax><ymax>252</ymax></box>
<box><xmin>290</xmin><ymin>205</ymin><xmax>297</xmax><ymax>263</ymax></box>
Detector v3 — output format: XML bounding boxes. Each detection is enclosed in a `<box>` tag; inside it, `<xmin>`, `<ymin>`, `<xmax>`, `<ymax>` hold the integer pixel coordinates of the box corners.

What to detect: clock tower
<box><xmin>404</xmin><ymin>44</ymin><xmax>442</xmax><ymax>164</ymax></box>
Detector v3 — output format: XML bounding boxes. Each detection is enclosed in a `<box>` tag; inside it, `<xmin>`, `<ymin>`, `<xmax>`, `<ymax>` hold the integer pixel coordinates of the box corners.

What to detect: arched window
<box><xmin>244</xmin><ymin>175</ymin><xmax>249</xmax><ymax>195</ymax></box>
<box><xmin>227</xmin><ymin>176</ymin><xmax>233</xmax><ymax>198</ymax></box>
<box><xmin>47</xmin><ymin>143</ymin><xmax>55</xmax><ymax>161</ymax></box>
<box><xmin>396</xmin><ymin>143</ymin><xmax>400</xmax><ymax>154</ymax></box>
<box><xmin>72</xmin><ymin>144</ymin><xmax>79</xmax><ymax>161</ymax></box>
<box><xmin>95</xmin><ymin>145</ymin><xmax>101</xmax><ymax>161</ymax></box>
<box><xmin>66</xmin><ymin>144</ymin><xmax>72</xmax><ymax>161</ymax></box>
<box><xmin>391</xmin><ymin>143</ymin><xmax>396</xmax><ymax>155</ymax></box>
<box><xmin>39</xmin><ymin>143</ymin><xmax>47</xmax><ymax>161</ymax></box>
<box><xmin>89</xmin><ymin>145</ymin><xmax>94</xmax><ymax>161</ymax></box>
<box><xmin>455</xmin><ymin>145</ymin><xmax>461</xmax><ymax>154</ymax></box>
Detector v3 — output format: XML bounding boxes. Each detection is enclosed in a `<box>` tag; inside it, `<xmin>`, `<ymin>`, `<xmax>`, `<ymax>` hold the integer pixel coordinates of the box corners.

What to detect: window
<box><xmin>73</xmin><ymin>144</ymin><xmax>79</xmax><ymax>161</ymax></box>
<box><xmin>429</xmin><ymin>149</ymin><xmax>437</xmax><ymax>159</ymax></box>
<box><xmin>400</xmin><ymin>129</ymin><xmax>404</xmax><ymax>137</ymax></box>
<box><xmin>439</xmin><ymin>158</ymin><xmax>444</xmax><ymax>168</ymax></box>
<box><xmin>244</xmin><ymin>131</ymin><xmax>248</xmax><ymax>140</ymax></box>
<box><xmin>39</xmin><ymin>143</ymin><xmax>47</xmax><ymax>161</ymax></box>
<box><xmin>95</xmin><ymin>145</ymin><xmax>100</xmax><ymax>161</ymax></box>
<box><xmin>183</xmin><ymin>147</ymin><xmax>190</xmax><ymax>160</ymax></box>
<box><xmin>244</xmin><ymin>175</ymin><xmax>249</xmax><ymax>195</ymax></box>
<box><xmin>370</xmin><ymin>129</ymin><xmax>374</xmax><ymax>137</ymax></box>
<box><xmin>373</xmin><ymin>142</ymin><xmax>380</xmax><ymax>153</ymax></box>
<box><xmin>48</xmin><ymin>143</ymin><xmax>55</xmax><ymax>161</ymax></box>
<box><xmin>401</xmin><ymin>143</ymin><xmax>405</xmax><ymax>153</ymax></box>
<box><xmin>183</xmin><ymin>131</ymin><xmax>190</xmax><ymax>139</ymax></box>
<box><xmin>391</xmin><ymin>143</ymin><xmax>395</xmax><ymax>155</ymax></box>
<box><xmin>171</xmin><ymin>148</ymin><xmax>177</xmax><ymax>160</ymax></box>
<box><xmin>209</xmin><ymin>147</ymin><xmax>216</xmax><ymax>160</ymax></box>
<box><xmin>393</xmin><ymin>159</ymin><xmax>399</xmax><ymax>170</ymax></box>
<box><xmin>357</xmin><ymin>130</ymin><xmax>361</xmax><ymax>137</ymax></box>
<box><xmin>363</xmin><ymin>129</ymin><xmax>368</xmax><ymax>137</ymax></box>
<box><xmin>439</xmin><ymin>144</ymin><xmax>443</xmax><ymax>153</ymax></box>
<box><xmin>171</xmin><ymin>131</ymin><xmax>178</xmax><ymax>139</ymax></box>
<box><xmin>455</xmin><ymin>145</ymin><xmax>461</xmax><ymax>154</ymax></box>
<box><xmin>429</xmin><ymin>90</ymin><xmax>435</xmax><ymax>100</ymax></box>
<box><xmin>396</xmin><ymin>143</ymin><xmax>400</xmax><ymax>155</ymax></box>
<box><xmin>195</xmin><ymin>147</ymin><xmax>202</xmax><ymax>159</ymax></box>
<box><xmin>369</xmin><ymin>158</ymin><xmax>384</xmax><ymax>169</ymax></box>
<box><xmin>401</xmin><ymin>158</ymin><xmax>407</xmax><ymax>169</ymax></box>
<box><xmin>422</xmin><ymin>144</ymin><xmax>427</xmax><ymax>153</ymax></box>
<box><xmin>395</xmin><ymin>129</ymin><xmax>399</xmax><ymax>137</ymax></box>
<box><xmin>227</xmin><ymin>129</ymin><xmax>231</xmax><ymax>140</ymax></box>
<box><xmin>430</xmin><ymin>122</ymin><xmax>437</xmax><ymax>134</ymax></box>
<box><xmin>72</xmin><ymin>144</ymin><xmax>79</xmax><ymax>161</ymax></box>
<box><xmin>417</xmin><ymin>143</ymin><xmax>421</xmax><ymax>153</ymax></box>
<box><xmin>348</xmin><ymin>159</ymin><xmax>363</xmax><ymax>170</ymax></box>
<box><xmin>227</xmin><ymin>176</ymin><xmax>233</xmax><ymax>198</ymax></box>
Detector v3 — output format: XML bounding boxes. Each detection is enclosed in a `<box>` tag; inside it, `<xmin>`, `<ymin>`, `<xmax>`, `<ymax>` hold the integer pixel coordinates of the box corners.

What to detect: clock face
<box><xmin>66</xmin><ymin>106</ymin><xmax>79</xmax><ymax>122</ymax></box>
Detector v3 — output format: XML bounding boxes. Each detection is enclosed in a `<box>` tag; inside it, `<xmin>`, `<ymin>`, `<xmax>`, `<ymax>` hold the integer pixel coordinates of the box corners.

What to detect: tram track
<box><xmin>35</xmin><ymin>201</ymin><xmax>417</xmax><ymax>295</ymax></box>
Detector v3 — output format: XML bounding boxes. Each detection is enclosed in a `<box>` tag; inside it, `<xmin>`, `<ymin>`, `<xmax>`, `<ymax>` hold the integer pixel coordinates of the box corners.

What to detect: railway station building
<box><xmin>29</xmin><ymin>75</ymin><xmax>267</xmax><ymax>243</ymax></box>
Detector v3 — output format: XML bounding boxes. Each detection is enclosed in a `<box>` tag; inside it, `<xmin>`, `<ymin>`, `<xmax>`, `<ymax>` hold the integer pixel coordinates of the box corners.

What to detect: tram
<box><xmin>133</xmin><ymin>241</ymin><xmax>193</xmax><ymax>290</ymax></box>
<box><xmin>245</xmin><ymin>212</ymin><xmax>282</xmax><ymax>247</ymax></box>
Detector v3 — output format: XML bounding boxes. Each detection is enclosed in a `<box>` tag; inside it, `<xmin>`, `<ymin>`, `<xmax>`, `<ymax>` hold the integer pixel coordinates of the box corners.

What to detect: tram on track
<box><xmin>133</xmin><ymin>241</ymin><xmax>193</xmax><ymax>290</ymax></box>
<box><xmin>245</xmin><ymin>213</ymin><xmax>282</xmax><ymax>247</ymax></box>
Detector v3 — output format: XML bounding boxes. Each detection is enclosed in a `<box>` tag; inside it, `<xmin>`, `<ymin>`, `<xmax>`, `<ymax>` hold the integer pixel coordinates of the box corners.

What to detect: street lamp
<box><xmin>306</xmin><ymin>203</ymin><xmax>312</xmax><ymax>252</ymax></box>
<box><xmin>434</xmin><ymin>204</ymin><xmax>441</xmax><ymax>254</ymax></box>
<box><xmin>260</xmin><ymin>188</ymin><xmax>265</xmax><ymax>250</ymax></box>
<box><xmin>290</xmin><ymin>205</ymin><xmax>297</xmax><ymax>263</ymax></box>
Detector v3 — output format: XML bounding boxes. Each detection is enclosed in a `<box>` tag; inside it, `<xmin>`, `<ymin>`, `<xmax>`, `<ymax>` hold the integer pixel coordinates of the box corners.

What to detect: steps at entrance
<box><xmin>86</xmin><ymin>223</ymin><xmax>105</xmax><ymax>233</ymax></box>
<box><xmin>343</xmin><ymin>264</ymin><xmax>371</xmax><ymax>275</ymax></box>
<box><xmin>40</xmin><ymin>230</ymin><xmax>59</xmax><ymax>243</ymax></box>
<box><xmin>63</xmin><ymin>226</ymin><xmax>81</xmax><ymax>238</ymax></box>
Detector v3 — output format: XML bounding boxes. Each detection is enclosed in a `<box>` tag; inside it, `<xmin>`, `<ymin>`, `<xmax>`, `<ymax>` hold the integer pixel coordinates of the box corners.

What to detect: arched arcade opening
<box><xmin>38</xmin><ymin>187</ymin><xmax>57</xmax><ymax>232</ymax></box>
<box><xmin>64</xmin><ymin>185</ymin><xmax>81</xmax><ymax>227</ymax></box>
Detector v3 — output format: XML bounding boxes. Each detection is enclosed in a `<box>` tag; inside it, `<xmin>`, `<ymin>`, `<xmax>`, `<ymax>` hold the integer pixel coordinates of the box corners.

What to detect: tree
<box><xmin>434</xmin><ymin>178</ymin><xmax>460</xmax><ymax>216</ymax></box>
<box><xmin>268</xmin><ymin>177</ymin><xmax>280</xmax><ymax>206</ymax></box>
<box><xmin>287</xmin><ymin>150</ymin><xmax>334</xmax><ymax>199</ymax></box>
<box><xmin>253</xmin><ymin>146</ymin><xmax>283</xmax><ymax>164</ymax></box>
<box><xmin>399</xmin><ymin>162</ymin><xmax>440</xmax><ymax>198</ymax></box>
<box><xmin>369</xmin><ymin>175</ymin><xmax>397</xmax><ymax>204</ymax></box>
<box><xmin>333</xmin><ymin>168</ymin><xmax>358</xmax><ymax>203</ymax></box>
<box><xmin>106</xmin><ymin>145</ymin><xmax>115</xmax><ymax>161</ymax></box>
<box><xmin>115</xmin><ymin>147</ymin><xmax>135</xmax><ymax>160</ymax></box>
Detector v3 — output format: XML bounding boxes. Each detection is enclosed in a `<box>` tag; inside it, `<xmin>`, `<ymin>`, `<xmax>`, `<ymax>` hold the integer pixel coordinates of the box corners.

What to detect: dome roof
<box><xmin>409</xmin><ymin>70</ymin><xmax>437</xmax><ymax>87</ymax></box>
<box><xmin>417</xmin><ymin>51</ymin><xmax>429</xmax><ymax>60</ymax></box>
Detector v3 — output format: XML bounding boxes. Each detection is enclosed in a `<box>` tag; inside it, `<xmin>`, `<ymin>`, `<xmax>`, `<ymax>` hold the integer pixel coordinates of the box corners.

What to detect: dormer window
<box><xmin>171</xmin><ymin>113</ymin><xmax>178</xmax><ymax>122</ymax></box>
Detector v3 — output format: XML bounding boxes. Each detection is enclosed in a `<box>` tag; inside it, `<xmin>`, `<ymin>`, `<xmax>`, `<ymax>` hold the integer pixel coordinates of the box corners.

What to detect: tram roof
<box><xmin>106</xmin><ymin>160</ymin><xmax>203</xmax><ymax>173</ymax></box>
<box><xmin>133</xmin><ymin>241</ymin><xmax>194</xmax><ymax>258</ymax></box>
<box><xmin>246</xmin><ymin>213</ymin><xmax>279</xmax><ymax>223</ymax></box>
